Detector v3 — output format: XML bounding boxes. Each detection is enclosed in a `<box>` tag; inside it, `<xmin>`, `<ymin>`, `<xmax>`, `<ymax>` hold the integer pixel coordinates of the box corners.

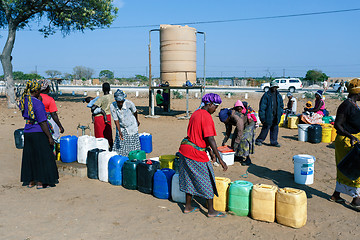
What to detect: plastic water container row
<box><xmin>214</xmin><ymin>178</ymin><xmax>307</xmax><ymax>228</ymax></box>
<box><xmin>58</xmin><ymin>132</ymin><xmax>153</xmax><ymax>163</ymax></box>
<box><xmin>298</xmin><ymin>124</ymin><xmax>336</xmax><ymax>144</ymax></box>
<box><xmin>86</xmin><ymin>149</ymin><xmax>186</xmax><ymax>203</ymax></box>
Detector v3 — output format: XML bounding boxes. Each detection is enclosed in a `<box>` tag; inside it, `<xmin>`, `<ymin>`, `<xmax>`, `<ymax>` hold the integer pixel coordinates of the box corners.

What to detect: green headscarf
<box><xmin>19</xmin><ymin>80</ymin><xmax>41</xmax><ymax>119</ymax></box>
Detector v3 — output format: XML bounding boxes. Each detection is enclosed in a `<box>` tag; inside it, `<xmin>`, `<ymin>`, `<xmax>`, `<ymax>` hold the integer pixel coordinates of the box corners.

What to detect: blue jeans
<box><xmin>255</xmin><ymin>120</ymin><xmax>279</xmax><ymax>145</ymax></box>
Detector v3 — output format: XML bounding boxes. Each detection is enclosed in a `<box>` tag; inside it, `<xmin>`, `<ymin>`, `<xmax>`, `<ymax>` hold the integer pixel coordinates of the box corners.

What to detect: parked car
<box><xmin>260</xmin><ymin>78</ymin><xmax>303</xmax><ymax>92</ymax></box>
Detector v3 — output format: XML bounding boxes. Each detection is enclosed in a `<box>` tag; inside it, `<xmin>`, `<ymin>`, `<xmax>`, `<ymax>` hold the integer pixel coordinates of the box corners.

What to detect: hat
<box><xmin>270</xmin><ymin>81</ymin><xmax>279</xmax><ymax>88</ymax></box>
<box><xmin>306</xmin><ymin>101</ymin><xmax>313</xmax><ymax>108</ymax></box>
<box><xmin>287</xmin><ymin>92</ymin><xmax>292</xmax><ymax>97</ymax></box>
<box><xmin>234</xmin><ymin>100</ymin><xmax>246</xmax><ymax>114</ymax></box>
<box><xmin>114</xmin><ymin>89</ymin><xmax>127</xmax><ymax>101</ymax></box>
<box><xmin>315</xmin><ymin>90</ymin><xmax>323</xmax><ymax>97</ymax></box>
<box><xmin>218</xmin><ymin>108</ymin><xmax>231</xmax><ymax>123</ymax></box>
<box><xmin>347</xmin><ymin>78</ymin><xmax>360</xmax><ymax>94</ymax></box>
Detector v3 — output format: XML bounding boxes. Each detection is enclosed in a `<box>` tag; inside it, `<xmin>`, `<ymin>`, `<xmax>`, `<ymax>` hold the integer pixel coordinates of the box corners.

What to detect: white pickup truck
<box><xmin>260</xmin><ymin>78</ymin><xmax>303</xmax><ymax>93</ymax></box>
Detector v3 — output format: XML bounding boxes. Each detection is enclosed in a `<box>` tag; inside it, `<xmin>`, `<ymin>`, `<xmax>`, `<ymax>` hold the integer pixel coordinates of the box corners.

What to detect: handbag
<box><xmin>337</xmin><ymin>143</ymin><xmax>360</xmax><ymax>181</ymax></box>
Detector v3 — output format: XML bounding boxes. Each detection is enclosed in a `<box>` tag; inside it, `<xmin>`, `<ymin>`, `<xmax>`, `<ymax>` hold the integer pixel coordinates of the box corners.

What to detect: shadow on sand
<box><xmin>247</xmin><ymin>163</ymin><xmax>331</xmax><ymax>200</ymax></box>
<box><xmin>136</xmin><ymin>105</ymin><xmax>187</xmax><ymax>117</ymax></box>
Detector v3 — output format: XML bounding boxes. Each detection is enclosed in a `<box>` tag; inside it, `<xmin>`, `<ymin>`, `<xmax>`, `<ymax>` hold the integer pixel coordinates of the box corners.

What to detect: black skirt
<box><xmin>21</xmin><ymin>132</ymin><xmax>59</xmax><ymax>185</ymax></box>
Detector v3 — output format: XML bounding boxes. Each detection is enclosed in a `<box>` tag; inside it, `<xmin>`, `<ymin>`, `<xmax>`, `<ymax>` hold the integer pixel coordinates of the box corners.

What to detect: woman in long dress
<box><xmin>20</xmin><ymin>80</ymin><xmax>59</xmax><ymax>189</ymax></box>
<box><xmin>220</xmin><ymin>100</ymin><xmax>255</xmax><ymax>166</ymax></box>
<box><xmin>330</xmin><ymin>78</ymin><xmax>360</xmax><ymax>210</ymax></box>
<box><xmin>178</xmin><ymin>93</ymin><xmax>228</xmax><ymax>217</ymax></box>
<box><xmin>110</xmin><ymin>89</ymin><xmax>141</xmax><ymax>156</ymax></box>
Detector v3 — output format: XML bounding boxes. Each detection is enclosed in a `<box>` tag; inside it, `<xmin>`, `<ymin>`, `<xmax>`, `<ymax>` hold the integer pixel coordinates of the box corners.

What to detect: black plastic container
<box><xmin>307</xmin><ymin>124</ymin><xmax>322</xmax><ymax>143</ymax></box>
<box><xmin>137</xmin><ymin>160</ymin><xmax>160</xmax><ymax>194</ymax></box>
<box><xmin>337</xmin><ymin>143</ymin><xmax>360</xmax><ymax>181</ymax></box>
<box><xmin>14</xmin><ymin>128</ymin><xmax>24</xmax><ymax>149</ymax></box>
<box><xmin>86</xmin><ymin>148</ymin><xmax>105</xmax><ymax>179</ymax></box>
<box><xmin>122</xmin><ymin>160</ymin><xmax>141</xmax><ymax>190</ymax></box>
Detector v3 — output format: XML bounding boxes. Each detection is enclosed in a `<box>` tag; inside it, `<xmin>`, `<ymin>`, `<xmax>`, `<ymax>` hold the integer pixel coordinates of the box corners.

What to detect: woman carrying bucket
<box><xmin>330</xmin><ymin>78</ymin><xmax>360</xmax><ymax>210</ymax></box>
<box><xmin>219</xmin><ymin>100</ymin><xmax>255</xmax><ymax>166</ymax></box>
<box><xmin>178</xmin><ymin>93</ymin><xmax>228</xmax><ymax>217</ymax></box>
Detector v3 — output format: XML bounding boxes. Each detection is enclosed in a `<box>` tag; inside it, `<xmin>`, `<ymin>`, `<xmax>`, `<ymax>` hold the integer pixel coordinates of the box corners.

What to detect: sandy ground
<box><xmin>0</xmin><ymin>91</ymin><xmax>359</xmax><ymax>240</ymax></box>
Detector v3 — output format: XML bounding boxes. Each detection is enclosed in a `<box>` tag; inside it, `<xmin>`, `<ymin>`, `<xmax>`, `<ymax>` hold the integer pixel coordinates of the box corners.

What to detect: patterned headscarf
<box><xmin>201</xmin><ymin>93</ymin><xmax>222</xmax><ymax>105</ymax></box>
<box><xmin>347</xmin><ymin>78</ymin><xmax>360</xmax><ymax>94</ymax></box>
<box><xmin>39</xmin><ymin>79</ymin><xmax>50</xmax><ymax>91</ymax></box>
<box><xmin>114</xmin><ymin>89</ymin><xmax>127</xmax><ymax>101</ymax></box>
<box><xmin>20</xmin><ymin>80</ymin><xmax>41</xmax><ymax>119</ymax></box>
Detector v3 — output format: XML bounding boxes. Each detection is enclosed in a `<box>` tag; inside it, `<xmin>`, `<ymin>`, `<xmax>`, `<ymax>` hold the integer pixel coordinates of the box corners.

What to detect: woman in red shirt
<box><xmin>39</xmin><ymin>80</ymin><xmax>64</xmax><ymax>141</ymax></box>
<box><xmin>179</xmin><ymin>93</ymin><xmax>228</xmax><ymax>218</ymax></box>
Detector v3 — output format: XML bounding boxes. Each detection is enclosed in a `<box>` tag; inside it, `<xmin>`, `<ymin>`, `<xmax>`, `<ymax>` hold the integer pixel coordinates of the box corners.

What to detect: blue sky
<box><xmin>1</xmin><ymin>0</ymin><xmax>359</xmax><ymax>79</ymax></box>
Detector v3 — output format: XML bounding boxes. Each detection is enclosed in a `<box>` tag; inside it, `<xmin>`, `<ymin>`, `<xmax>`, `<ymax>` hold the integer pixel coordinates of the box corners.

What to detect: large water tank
<box><xmin>160</xmin><ymin>24</ymin><xmax>197</xmax><ymax>86</ymax></box>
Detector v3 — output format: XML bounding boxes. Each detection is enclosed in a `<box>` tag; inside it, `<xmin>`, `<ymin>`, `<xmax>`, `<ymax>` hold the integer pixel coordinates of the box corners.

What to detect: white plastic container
<box><xmin>96</xmin><ymin>138</ymin><xmax>109</xmax><ymax>151</ymax></box>
<box><xmin>293</xmin><ymin>154</ymin><xmax>316</xmax><ymax>185</ymax></box>
<box><xmin>98</xmin><ymin>151</ymin><xmax>118</xmax><ymax>182</ymax></box>
<box><xmin>77</xmin><ymin>135</ymin><xmax>96</xmax><ymax>164</ymax></box>
<box><xmin>298</xmin><ymin>124</ymin><xmax>311</xmax><ymax>142</ymax></box>
<box><xmin>219</xmin><ymin>151</ymin><xmax>234</xmax><ymax>166</ymax></box>
<box><xmin>171</xmin><ymin>173</ymin><xmax>186</xmax><ymax>203</ymax></box>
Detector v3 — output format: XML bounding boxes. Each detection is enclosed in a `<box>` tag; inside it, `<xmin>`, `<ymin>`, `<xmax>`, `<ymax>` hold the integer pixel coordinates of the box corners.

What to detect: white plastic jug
<box><xmin>77</xmin><ymin>135</ymin><xmax>96</xmax><ymax>164</ymax></box>
<box><xmin>98</xmin><ymin>151</ymin><xmax>118</xmax><ymax>182</ymax></box>
<box><xmin>298</xmin><ymin>124</ymin><xmax>311</xmax><ymax>142</ymax></box>
<box><xmin>96</xmin><ymin>138</ymin><xmax>109</xmax><ymax>151</ymax></box>
<box><xmin>293</xmin><ymin>154</ymin><xmax>316</xmax><ymax>185</ymax></box>
<box><xmin>171</xmin><ymin>173</ymin><xmax>186</xmax><ymax>203</ymax></box>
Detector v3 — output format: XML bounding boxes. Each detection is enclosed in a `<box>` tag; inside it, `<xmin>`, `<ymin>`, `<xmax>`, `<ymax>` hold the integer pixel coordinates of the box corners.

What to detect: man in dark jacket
<box><xmin>255</xmin><ymin>81</ymin><xmax>284</xmax><ymax>147</ymax></box>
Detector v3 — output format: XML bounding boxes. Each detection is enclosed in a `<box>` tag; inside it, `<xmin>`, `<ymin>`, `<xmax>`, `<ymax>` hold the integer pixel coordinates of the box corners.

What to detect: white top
<box><xmin>110</xmin><ymin>99</ymin><xmax>138</xmax><ymax>135</ymax></box>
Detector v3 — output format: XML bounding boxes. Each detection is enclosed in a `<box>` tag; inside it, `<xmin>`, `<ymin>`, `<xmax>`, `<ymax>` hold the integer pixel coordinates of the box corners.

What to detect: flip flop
<box><xmin>208</xmin><ymin>212</ymin><xmax>227</xmax><ymax>218</ymax></box>
<box><xmin>184</xmin><ymin>207</ymin><xmax>200</xmax><ymax>214</ymax></box>
<box><xmin>349</xmin><ymin>203</ymin><xmax>360</xmax><ymax>211</ymax></box>
<box><xmin>329</xmin><ymin>197</ymin><xmax>345</xmax><ymax>203</ymax></box>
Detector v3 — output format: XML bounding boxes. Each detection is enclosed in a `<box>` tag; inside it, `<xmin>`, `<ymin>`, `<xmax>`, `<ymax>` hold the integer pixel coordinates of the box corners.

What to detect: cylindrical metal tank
<box><xmin>160</xmin><ymin>24</ymin><xmax>197</xmax><ymax>86</ymax></box>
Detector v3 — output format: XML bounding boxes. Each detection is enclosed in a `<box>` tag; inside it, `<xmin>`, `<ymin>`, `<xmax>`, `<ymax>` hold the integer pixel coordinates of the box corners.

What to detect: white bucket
<box><xmin>298</xmin><ymin>124</ymin><xmax>311</xmax><ymax>142</ymax></box>
<box><xmin>293</xmin><ymin>154</ymin><xmax>316</xmax><ymax>185</ymax></box>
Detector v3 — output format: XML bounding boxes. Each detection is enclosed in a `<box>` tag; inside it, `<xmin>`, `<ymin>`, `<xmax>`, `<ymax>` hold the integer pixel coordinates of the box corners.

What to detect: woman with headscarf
<box><xmin>39</xmin><ymin>79</ymin><xmax>64</xmax><ymax>142</ymax></box>
<box><xmin>110</xmin><ymin>89</ymin><xmax>141</xmax><ymax>156</ymax></box>
<box><xmin>220</xmin><ymin>100</ymin><xmax>254</xmax><ymax>166</ymax></box>
<box><xmin>299</xmin><ymin>90</ymin><xmax>326</xmax><ymax>124</ymax></box>
<box><xmin>19</xmin><ymin>80</ymin><xmax>59</xmax><ymax>189</ymax></box>
<box><xmin>330</xmin><ymin>78</ymin><xmax>360</xmax><ymax>210</ymax></box>
<box><xmin>178</xmin><ymin>93</ymin><xmax>228</xmax><ymax>218</ymax></box>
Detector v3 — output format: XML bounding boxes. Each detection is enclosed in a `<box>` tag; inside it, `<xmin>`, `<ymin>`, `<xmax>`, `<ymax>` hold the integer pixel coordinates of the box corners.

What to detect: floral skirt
<box><xmin>179</xmin><ymin>154</ymin><xmax>218</xmax><ymax>199</ymax></box>
<box><xmin>232</xmin><ymin>124</ymin><xmax>255</xmax><ymax>158</ymax></box>
<box><xmin>113</xmin><ymin>129</ymin><xmax>141</xmax><ymax>157</ymax></box>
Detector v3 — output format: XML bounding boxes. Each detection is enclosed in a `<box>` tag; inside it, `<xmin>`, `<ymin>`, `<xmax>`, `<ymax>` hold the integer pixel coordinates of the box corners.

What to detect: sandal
<box><xmin>329</xmin><ymin>197</ymin><xmax>345</xmax><ymax>203</ymax></box>
<box><xmin>350</xmin><ymin>203</ymin><xmax>360</xmax><ymax>211</ymax></box>
<box><xmin>208</xmin><ymin>212</ymin><xmax>226</xmax><ymax>218</ymax></box>
<box><xmin>184</xmin><ymin>207</ymin><xmax>200</xmax><ymax>214</ymax></box>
